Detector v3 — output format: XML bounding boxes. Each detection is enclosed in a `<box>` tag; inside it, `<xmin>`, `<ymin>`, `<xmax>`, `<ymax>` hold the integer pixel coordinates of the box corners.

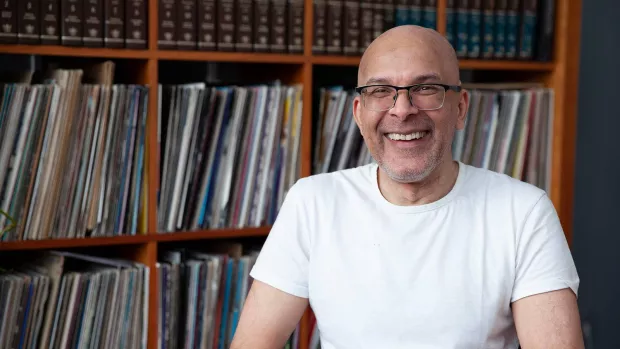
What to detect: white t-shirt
<box><xmin>249</xmin><ymin>161</ymin><xmax>579</xmax><ymax>349</ymax></box>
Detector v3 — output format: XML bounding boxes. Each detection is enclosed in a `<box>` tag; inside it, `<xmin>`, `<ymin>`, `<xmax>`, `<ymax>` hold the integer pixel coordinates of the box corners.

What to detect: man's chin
<box><xmin>379</xmin><ymin>163</ymin><xmax>435</xmax><ymax>183</ymax></box>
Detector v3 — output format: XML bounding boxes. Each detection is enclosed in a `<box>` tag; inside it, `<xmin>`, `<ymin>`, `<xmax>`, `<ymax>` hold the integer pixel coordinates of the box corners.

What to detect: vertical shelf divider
<box><xmin>546</xmin><ymin>0</ymin><xmax>582</xmax><ymax>246</ymax></box>
<box><xmin>437</xmin><ymin>0</ymin><xmax>447</xmax><ymax>35</ymax></box>
<box><xmin>146</xmin><ymin>58</ymin><xmax>159</xmax><ymax>237</ymax></box>
<box><xmin>301</xmin><ymin>0</ymin><xmax>315</xmax><ymax>345</ymax></box>
<box><xmin>133</xmin><ymin>241</ymin><xmax>159</xmax><ymax>349</ymax></box>
<box><xmin>145</xmin><ymin>0</ymin><xmax>160</xmax><ymax>342</ymax></box>
<box><xmin>304</xmin><ymin>0</ymin><xmax>315</xmax><ymax>57</ymax></box>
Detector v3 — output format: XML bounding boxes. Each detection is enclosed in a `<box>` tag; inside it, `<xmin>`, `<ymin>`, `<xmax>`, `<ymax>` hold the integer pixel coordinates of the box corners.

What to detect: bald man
<box><xmin>231</xmin><ymin>26</ymin><xmax>583</xmax><ymax>349</ymax></box>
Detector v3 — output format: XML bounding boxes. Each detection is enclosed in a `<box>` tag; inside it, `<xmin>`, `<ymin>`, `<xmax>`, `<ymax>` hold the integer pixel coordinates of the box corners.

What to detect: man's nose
<box><xmin>390</xmin><ymin>90</ymin><xmax>419</xmax><ymax>117</ymax></box>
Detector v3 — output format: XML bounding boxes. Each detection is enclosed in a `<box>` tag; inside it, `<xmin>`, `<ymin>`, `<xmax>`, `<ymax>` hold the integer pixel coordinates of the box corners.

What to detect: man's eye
<box><xmin>413</xmin><ymin>86</ymin><xmax>439</xmax><ymax>94</ymax></box>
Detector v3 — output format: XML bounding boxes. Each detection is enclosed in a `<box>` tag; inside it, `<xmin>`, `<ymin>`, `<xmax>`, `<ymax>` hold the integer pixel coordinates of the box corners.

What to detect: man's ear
<box><xmin>353</xmin><ymin>96</ymin><xmax>364</xmax><ymax>136</ymax></box>
<box><xmin>456</xmin><ymin>89</ymin><xmax>469</xmax><ymax>131</ymax></box>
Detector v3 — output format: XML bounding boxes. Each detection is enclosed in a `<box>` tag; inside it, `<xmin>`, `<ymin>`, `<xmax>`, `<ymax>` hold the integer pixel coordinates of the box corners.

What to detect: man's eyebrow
<box><xmin>413</xmin><ymin>73</ymin><xmax>442</xmax><ymax>83</ymax></box>
<box><xmin>364</xmin><ymin>73</ymin><xmax>442</xmax><ymax>86</ymax></box>
<box><xmin>364</xmin><ymin>77</ymin><xmax>391</xmax><ymax>85</ymax></box>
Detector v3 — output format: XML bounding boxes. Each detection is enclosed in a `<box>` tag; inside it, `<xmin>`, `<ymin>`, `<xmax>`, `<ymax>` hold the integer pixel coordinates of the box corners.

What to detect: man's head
<box><xmin>353</xmin><ymin>25</ymin><xmax>468</xmax><ymax>183</ymax></box>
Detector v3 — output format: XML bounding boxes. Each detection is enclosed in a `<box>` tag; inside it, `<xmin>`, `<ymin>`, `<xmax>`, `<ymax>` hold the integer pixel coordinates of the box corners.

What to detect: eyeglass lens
<box><xmin>362</xmin><ymin>85</ymin><xmax>446</xmax><ymax>111</ymax></box>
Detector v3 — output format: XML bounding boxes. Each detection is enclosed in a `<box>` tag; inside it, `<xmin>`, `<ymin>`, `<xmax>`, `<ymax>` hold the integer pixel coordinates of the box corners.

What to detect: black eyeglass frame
<box><xmin>354</xmin><ymin>83</ymin><xmax>463</xmax><ymax>111</ymax></box>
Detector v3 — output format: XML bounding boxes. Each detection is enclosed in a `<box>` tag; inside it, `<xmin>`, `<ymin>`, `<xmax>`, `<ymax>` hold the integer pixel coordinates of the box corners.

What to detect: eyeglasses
<box><xmin>354</xmin><ymin>83</ymin><xmax>462</xmax><ymax>112</ymax></box>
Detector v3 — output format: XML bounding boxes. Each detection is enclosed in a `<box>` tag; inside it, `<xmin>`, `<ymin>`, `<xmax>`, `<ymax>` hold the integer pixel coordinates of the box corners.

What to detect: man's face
<box><xmin>353</xmin><ymin>45</ymin><xmax>466</xmax><ymax>183</ymax></box>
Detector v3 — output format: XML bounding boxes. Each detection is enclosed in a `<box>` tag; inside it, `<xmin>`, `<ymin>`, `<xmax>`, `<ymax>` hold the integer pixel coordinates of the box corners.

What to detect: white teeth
<box><xmin>387</xmin><ymin>131</ymin><xmax>427</xmax><ymax>141</ymax></box>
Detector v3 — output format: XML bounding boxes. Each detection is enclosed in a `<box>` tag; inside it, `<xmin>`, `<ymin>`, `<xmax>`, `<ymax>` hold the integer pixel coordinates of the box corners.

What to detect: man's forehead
<box><xmin>359</xmin><ymin>51</ymin><xmax>447</xmax><ymax>85</ymax></box>
<box><xmin>363</xmin><ymin>72</ymin><xmax>443</xmax><ymax>85</ymax></box>
<box><xmin>358</xmin><ymin>26</ymin><xmax>459</xmax><ymax>85</ymax></box>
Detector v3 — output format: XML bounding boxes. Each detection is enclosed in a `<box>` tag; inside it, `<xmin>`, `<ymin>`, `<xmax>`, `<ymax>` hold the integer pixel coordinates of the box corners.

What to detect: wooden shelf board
<box><xmin>459</xmin><ymin>59</ymin><xmax>555</xmax><ymax>71</ymax></box>
<box><xmin>155</xmin><ymin>226</ymin><xmax>271</xmax><ymax>242</ymax></box>
<box><xmin>311</xmin><ymin>55</ymin><xmax>361</xmax><ymax>66</ymax></box>
<box><xmin>0</xmin><ymin>46</ymin><xmax>555</xmax><ymax>72</ymax></box>
<box><xmin>0</xmin><ymin>235</ymin><xmax>150</xmax><ymax>251</ymax></box>
<box><xmin>0</xmin><ymin>227</ymin><xmax>271</xmax><ymax>250</ymax></box>
<box><xmin>0</xmin><ymin>44</ymin><xmax>152</xmax><ymax>59</ymax></box>
<box><xmin>157</xmin><ymin>50</ymin><xmax>306</xmax><ymax>64</ymax></box>
<box><xmin>310</xmin><ymin>55</ymin><xmax>555</xmax><ymax>71</ymax></box>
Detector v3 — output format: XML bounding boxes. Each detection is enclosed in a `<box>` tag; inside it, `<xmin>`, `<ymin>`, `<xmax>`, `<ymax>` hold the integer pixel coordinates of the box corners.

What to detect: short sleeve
<box><xmin>511</xmin><ymin>193</ymin><xmax>580</xmax><ymax>303</ymax></box>
<box><xmin>249</xmin><ymin>180</ymin><xmax>311</xmax><ymax>298</ymax></box>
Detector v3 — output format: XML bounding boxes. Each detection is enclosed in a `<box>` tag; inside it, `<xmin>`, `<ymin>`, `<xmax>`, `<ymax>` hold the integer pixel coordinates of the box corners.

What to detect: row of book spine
<box><xmin>446</xmin><ymin>0</ymin><xmax>555</xmax><ymax>61</ymax></box>
<box><xmin>0</xmin><ymin>0</ymin><xmax>553</xmax><ymax>60</ymax></box>
<box><xmin>0</xmin><ymin>0</ymin><xmax>304</xmax><ymax>53</ymax></box>
<box><xmin>158</xmin><ymin>0</ymin><xmax>305</xmax><ymax>53</ymax></box>
<box><xmin>0</xmin><ymin>0</ymin><xmax>148</xmax><ymax>48</ymax></box>
<box><xmin>313</xmin><ymin>0</ymin><xmax>554</xmax><ymax>60</ymax></box>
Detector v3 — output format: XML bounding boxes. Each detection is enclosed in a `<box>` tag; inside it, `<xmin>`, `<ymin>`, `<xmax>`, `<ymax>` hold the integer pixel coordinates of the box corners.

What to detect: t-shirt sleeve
<box><xmin>511</xmin><ymin>192</ymin><xmax>580</xmax><ymax>303</ymax></box>
<box><xmin>249</xmin><ymin>180</ymin><xmax>311</xmax><ymax>298</ymax></box>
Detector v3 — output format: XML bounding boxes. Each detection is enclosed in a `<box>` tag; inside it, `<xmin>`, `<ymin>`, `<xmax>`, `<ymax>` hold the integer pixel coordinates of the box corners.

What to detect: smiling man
<box><xmin>231</xmin><ymin>25</ymin><xmax>583</xmax><ymax>349</ymax></box>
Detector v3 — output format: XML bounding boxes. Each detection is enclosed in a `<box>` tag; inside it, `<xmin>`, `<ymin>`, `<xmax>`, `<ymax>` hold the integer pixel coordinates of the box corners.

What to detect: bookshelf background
<box><xmin>0</xmin><ymin>0</ymin><xmax>582</xmax><ymax>348</ymax></box>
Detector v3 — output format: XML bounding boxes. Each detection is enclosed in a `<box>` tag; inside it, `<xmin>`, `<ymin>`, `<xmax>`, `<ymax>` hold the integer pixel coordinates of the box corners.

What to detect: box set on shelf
<box><xmin>0</xmin><ymin>0</ymin><xmax>582</xmax><ymax>348</ymax></box>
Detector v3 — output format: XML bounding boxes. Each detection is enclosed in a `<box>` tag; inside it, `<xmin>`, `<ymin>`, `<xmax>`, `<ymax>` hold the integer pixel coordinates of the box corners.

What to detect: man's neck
<box><xmin>377</xmin><ymin>159</ymin><xmax>460</xmax><ymax>206</ymax></box>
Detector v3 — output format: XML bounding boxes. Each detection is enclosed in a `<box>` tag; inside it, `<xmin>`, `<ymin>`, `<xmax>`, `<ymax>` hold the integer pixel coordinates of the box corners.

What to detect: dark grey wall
<box><xmin>573</xmin><ymin>0</ymin><xmax>620</xmax><ymax>348</ymax></box>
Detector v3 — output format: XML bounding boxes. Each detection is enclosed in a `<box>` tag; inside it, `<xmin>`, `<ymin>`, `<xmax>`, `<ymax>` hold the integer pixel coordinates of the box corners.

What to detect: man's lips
<box><xmin>384</xmin><ymin>131</ymin><xmax>430</xmax><ymax>141</ymax></box>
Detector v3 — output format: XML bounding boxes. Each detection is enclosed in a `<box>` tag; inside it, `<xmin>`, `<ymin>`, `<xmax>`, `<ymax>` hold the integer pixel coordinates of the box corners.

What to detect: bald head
<box><xmin>358</xmin><ymin>25</ymin><xmax>460</xmax><ymax>86</ymax></box>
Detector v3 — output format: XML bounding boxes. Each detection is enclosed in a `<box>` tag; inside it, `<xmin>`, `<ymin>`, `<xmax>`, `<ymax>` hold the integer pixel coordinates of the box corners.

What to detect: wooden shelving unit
<box><xmin>0</xmin><ymin>0</ymin><xmax>582</xmax><ymax>348</ymax></box>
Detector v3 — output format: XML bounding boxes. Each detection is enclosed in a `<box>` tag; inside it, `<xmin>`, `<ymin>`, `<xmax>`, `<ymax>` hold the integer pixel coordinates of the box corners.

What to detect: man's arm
<box><xmin>231</xmin><ymin>280</ymin><xmax>308</xmax><ymax>349</ymax></box>
<box><xmin>513</xmin><ymin>288</ymin><xmax>584</xmax><ymax>349</ymax></box>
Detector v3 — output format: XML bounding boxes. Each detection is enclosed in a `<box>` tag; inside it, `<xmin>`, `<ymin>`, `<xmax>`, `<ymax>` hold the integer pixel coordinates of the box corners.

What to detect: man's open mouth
<box><xmin>385</xmin><ymin>131</ymin><xmax>430</xmax><ymax>141</ymax></box>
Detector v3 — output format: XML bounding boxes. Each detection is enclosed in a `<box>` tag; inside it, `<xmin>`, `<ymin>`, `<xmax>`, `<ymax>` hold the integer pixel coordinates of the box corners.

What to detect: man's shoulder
<box><xmin>460</xmin><ymin>163</ymin><xmax>547</xmax><ymax>207</ymax></box>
